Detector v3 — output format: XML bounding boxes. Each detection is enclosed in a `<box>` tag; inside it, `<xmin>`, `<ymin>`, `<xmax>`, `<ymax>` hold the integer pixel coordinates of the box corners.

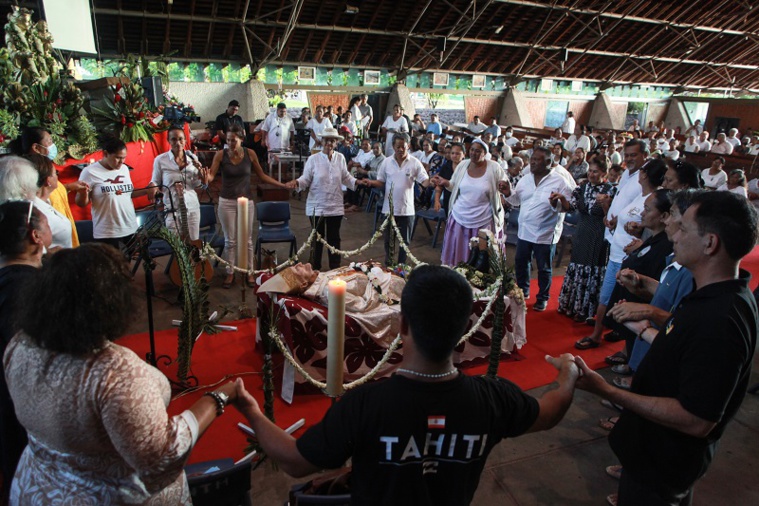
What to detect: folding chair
<box><xmin>255</xmin><ymin>201</ymin><xmax>297</xmax><ymax>267</ymax></box>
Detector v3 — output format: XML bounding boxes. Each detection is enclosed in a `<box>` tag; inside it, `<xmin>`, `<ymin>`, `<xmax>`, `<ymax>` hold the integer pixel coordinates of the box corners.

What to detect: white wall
<box><xmin>168</xmin><ymin>82</ymin><xmax>252</xmax><ymax>129</ymax></box>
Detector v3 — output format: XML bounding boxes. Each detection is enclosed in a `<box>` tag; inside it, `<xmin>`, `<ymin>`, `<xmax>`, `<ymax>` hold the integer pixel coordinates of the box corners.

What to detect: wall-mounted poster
<box><xmin>364</xmin><ymin>70</ymin><xmax>380</xmax><ymax>86</ymax></box>
<box><xmin>298</xmin><ymin>66</ymin><xmax>315</xmax><ymax>82</ymax></box>
<box><xmin>472</xmin><ymin>75</ymin><xmax>486</xmax><ymax>88</ymax></box>
<box><xmin>433</xmin><ymin>72</ymin><xmax>449</xmax><ymax>86</ymax></box>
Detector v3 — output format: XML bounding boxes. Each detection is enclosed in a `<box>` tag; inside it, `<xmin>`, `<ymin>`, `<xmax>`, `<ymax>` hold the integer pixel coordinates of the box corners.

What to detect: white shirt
<box><xmin>605</xmin><ymin>169</ymin><xmax>641</xmax><ymax>243</ymax></box>
<box><xmin>79</xmin><ymin>161</ymin><xmax>138</xmax><ymax>239</ymax></box>
<box><xmin>353</xmin><ymin>149</ymin><xmax>374</xmax><ymax>168</ymax></box>
<box><xmin>500</xmin><ymin>144</ymin><xmax>513</xmax><ymax>159</ymax></box>
<box><xmin>749</xmin><ymin>144</ymin><xmax>759</xmax><ymax>156</ymax></box>
<box><xmin>451</xmin><ymin>171</ymin><xmax>493</xmax><ymax>229</ymax></box>
<box><xmin>610</xmin><ymin>192</ymin><xmax>648</xmax><ymax>263</ymax></box>
<box><xmin>726</xmin><ymin>136</ymin><xmax>741</xmax><ymax>148</ymax></box>
<box><xmin>467</xmin><ymin>122</ymin><xmax>487</xmax><ymax>135</ymax></box>
<box><xmin>562</xmin><ymin>117</ymin><xmax>575</xmax><ymax>135</ymax></box>
<box><xmin>34</xmin><ymin>196</ymin><xmax>72</xmax><ymax>249</ymax></box>
<box><xmin>710</xmin><ymin>141</ymin><xmax>734</xmax><ymax>155</ymax></box>
<box><xmin>296</xmin><ymin>151</ymin><xmax>357</xmax><ymax>216</ymax></box>
<box><xmin>717</xmin><ymin>183</ymin><xmax>748</xmax><ymax>198</ymax></box>
<box><xmin>151</xmin><ymin>151</ymin><xmax>203</xmax><ymax>213</ymax></box>
<box><xmin>504</xmin><ymin>135</ymin><xmax>519</xmax><ymax>147</ymax></box>
<box><xmin>664</xmin><ymin>149</ymin><xmax>680</xmax><ymax>160</ymax></box>
<box><xmin>305</xmin><ymin>117</ymin><xmax>333</xmax><ymax>150</ymax></box>
<box><xmin>684</xmin><ymin>140</ymin><xmax>699</xmax><ymax>153</ymax></box>
<box><xmin>697</xmin><ymin>139</ymin><xmax>712</xmax><ymax>152</ymax></box>
<box><xmin>377</xmin><ymin>155</ymin><xmax>429</xmax><ymax>216</ymax></box>
<box><xmin>508</xmin><ymin>170</ymin><xmax>572</xmax><ymax>244</ymax></box>
<box><xmin>261</xmin><ymin>113</ymin><xmax>295</xmax><ymax>150</ymax></box>
<box><xmin>565</xmin><ymin>134</ymin><xmax>591</xmax><ymax>153</ymax></box>
<box><xmin>381</xmin><ymin>116</ymin><xmax>409</xmax><ymax>157</ymax></box>
<box><xmin>610</xmin><ymin>151</ymin><xmax>622</xmax><ymax>165</ymax></box>
<box><xmin>701</xmin><ymin>169</ymin><xmax>727</xmax><ymax>190</ymax></box>
<box><xmin>358</xmin><ymin>104</ymin><xmax>373</xmax><ymax>129</ymax></box>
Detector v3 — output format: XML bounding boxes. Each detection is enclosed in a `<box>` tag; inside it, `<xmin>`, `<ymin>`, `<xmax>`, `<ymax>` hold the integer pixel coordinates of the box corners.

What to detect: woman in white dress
<box><xmin>25</xmin><ymin>154</ymin><xmax>72</xmax><ymax>250</ymax></box>
<box><xmin>380</xmin><ymin>104</ymin><xmax>409</xmax><ymax>157</ymax></box>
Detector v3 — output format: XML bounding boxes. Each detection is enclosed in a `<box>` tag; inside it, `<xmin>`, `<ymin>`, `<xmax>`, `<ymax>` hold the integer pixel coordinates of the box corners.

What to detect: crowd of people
<box><xmin>0</xmin><ymin>96</ymin><xmax>758</xmax><ymax>506</ymax></box>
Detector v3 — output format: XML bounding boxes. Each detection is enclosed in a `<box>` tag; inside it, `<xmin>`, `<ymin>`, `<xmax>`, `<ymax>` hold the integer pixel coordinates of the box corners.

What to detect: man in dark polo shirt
<box><xmin>233</xmin><ymin>265</ymin><xmax>581</xmax><ymax>505</ymax></box>
<box><xmin>215</xmin><ymin>100</ymin><xmax>244</xmax><ymax>143</ymax></box>
<box><xmin>576</xmin><ymin>191</ymin><xmax>759</xmax><ymax>505</ymax></box>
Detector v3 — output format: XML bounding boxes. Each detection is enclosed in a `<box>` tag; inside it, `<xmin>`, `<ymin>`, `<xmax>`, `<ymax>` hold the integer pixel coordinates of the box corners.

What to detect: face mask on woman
<box><xmin>45</xmin><ymin>143</ymin><xmax>58</xmax><ymax>161</ymax></box>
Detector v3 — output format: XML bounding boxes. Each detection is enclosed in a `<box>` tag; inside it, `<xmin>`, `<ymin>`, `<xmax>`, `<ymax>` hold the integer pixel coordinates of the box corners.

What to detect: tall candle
<box><xmin>326</xmin><ymin>279</ymin><xmax>346</xmax><ymax>397</ymax></box>
<box><xmin>237</xmin><ymin>197</ymin><xmax>249</xmax><ymax>270</ymax></box>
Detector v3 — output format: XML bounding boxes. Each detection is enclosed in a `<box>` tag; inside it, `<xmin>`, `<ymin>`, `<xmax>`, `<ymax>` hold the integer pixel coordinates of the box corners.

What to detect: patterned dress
<box><xmin>4</xmin><ymin>335</ymin><xmax>194</xmax><ymax>505</ymax></box>
<box><xmin>558</xmin><ymin>181</ymin><xmax>617</xmax><ymax>319</ymax></box>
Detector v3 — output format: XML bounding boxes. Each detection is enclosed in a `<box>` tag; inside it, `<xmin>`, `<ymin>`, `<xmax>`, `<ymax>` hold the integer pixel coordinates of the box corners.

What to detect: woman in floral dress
<box><xmin>556</xmin><ymin>158</ymin><xmax>616</xmax><ymax>322</ymax></box>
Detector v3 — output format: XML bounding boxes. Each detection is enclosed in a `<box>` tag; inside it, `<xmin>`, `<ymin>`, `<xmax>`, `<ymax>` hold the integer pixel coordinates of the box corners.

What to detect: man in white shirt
<box><xmin>465</xmin><ymin>116</ymin><xmax>487</xmax><ymax>137</ymax></box>
<box><xmin>725</xmin><ymin>128</ymin><xmax>741</xmax><ymax>148</ymax></box>
<box><xmin>710</xmin><ymin>133</ymin><xmax>734</xmax><ymax>155</ymax></box>
<box><xmin>261</xmin><ymin>102</ymin><xmax>295</xmax><ymax>151</ymax></box>
<box><xmin>696</xmin><ymin>131</ymin><xmax>712</xmax><ymax>153</ymax></box>
<box><xmin>502</xmin><ymin>146</ymin><xmax>572</xmax><ymax>311</ymax></box>
<box><xmin>565</xmin><ymin>125</ymin><xmax>591</xmax><ymax>153</ymax></box>
<box><xmin>362</xmin><ymin>134</ymin><xmax>431</xmax><ymax>266</ymax></box>
<box><xmin>561</xmin><ymin>112</ymin><xmax>575</xmax><ymax>137</ymax></box>
<box><xmin>750</xmin><ymin>136</ymin><xmax>759</xmax><ymax>156</ymax></box>
<box><xmin>358</xmin><ymin>94</ymin><xmax>373</xmax><ymax>137</ymax></box>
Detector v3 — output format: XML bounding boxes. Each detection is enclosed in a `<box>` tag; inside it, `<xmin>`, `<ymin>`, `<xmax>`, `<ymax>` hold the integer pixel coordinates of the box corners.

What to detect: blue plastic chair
<box><xmin>504</xmin><ymin>208</ymin><xmax>520</xmax><ymax>246</ymax></box>
<box><xmin>199</xmin><ymin>204</ymin><xmax>225</xmax><ymax>258</ymax></box>
<box><xmin>255</xmin><ymin>201</ymin><xmax>297</xmax><ymax>267</ymax></box>
<box><xmin>411</xmin><ymin>208</ymin><xmax>447</xmax><ymax>248</ymax></box>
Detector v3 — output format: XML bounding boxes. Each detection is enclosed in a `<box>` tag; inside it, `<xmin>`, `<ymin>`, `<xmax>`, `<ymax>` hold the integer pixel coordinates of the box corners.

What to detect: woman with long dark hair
<box><xmin>207</xmin><ymin>124</ymin><xmax>288</xmax><ymax>287</ymax></box>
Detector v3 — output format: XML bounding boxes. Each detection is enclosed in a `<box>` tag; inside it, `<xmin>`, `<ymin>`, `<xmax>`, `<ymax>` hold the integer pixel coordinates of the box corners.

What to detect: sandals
<box><xmin>604</xmin><ymin>330</ymin><xmax>625</xmax><ymax>342</ymax></box>
<box><xmin>601</xmin><ymin>399</ymin><xmax>624</xmax><ymax>412</ymax></box>
<box><xmin>613</xmin><ymin>377</ymin><xmax>632</xmax><ymax>390</ymax></box>
<box><xmin>605</xmin><ymin>351</ymin><xmax>628</xmax><ymax>366</ymax></box>
<box><xmin>222</xmin><ymin>274</ymin><xmax>234</xmax><ymax>289</ymax></box>
<box><xmin>599</xmin><ymin>416</ymin><xmax>619</xmax><ymax>431</ymax></box>
<box><xmin>611</xmin><ymin>364</ymin><xmax>632</xmax><ymax>375</ymax></box>
<box><xmin>606</xmin><ymin>465</ymin><xmax>623</xmax><ymax>480</ymax></box>
<box><xmin>574</xmin><ymin>336</ymin><xmax>601</xmax><ymax>350</ymax></box>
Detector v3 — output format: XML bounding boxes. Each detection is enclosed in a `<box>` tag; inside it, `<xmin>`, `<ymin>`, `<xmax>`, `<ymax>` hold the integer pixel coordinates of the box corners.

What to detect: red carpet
<box><xmin>119</xmin><ymin>246</ymin><xmax>759</xmax><ymax>464</ymax></box>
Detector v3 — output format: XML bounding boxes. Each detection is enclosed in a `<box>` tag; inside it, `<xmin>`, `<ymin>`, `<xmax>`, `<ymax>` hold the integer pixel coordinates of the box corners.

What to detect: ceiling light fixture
<box><xmin>494</xmin><ymin>25</ymin><xmax>503</xmax><ymax>34</ymax></box>
<box><xmin>345</xmin><ymin>4</ymin><xmax>359</xmax><ymax>14</ymax></box>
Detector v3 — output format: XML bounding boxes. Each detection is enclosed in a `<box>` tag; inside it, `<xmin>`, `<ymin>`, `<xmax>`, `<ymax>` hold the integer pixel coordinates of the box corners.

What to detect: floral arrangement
<box><xmin>0</xmin><ymin>7</ymin><xmax>98</xmax><ymax>160</ymax></box>
<box><xmin>162</xmin><ymin>87</ymin><xmax>197</xmax><ymax>118</ymax></box>
<box><xmin>348</xmin><ymin>261</ymin><xmax>398</xmax><ymax>305</ymax></box>
<box><xmin>93</xmin><ymin>82</ymin><xmax>168</xmax><ymax>143</ymax></box>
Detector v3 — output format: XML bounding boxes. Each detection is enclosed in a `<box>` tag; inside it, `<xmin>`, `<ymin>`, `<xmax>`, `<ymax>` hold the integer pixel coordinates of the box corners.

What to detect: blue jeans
<box><xmin>515</xmin><ymin>239</ymin><xmax>555</xmax><ymax>302</ymax></box>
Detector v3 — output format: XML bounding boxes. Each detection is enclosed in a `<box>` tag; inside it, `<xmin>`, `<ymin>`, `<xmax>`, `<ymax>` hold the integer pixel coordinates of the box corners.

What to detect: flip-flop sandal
<box><xmin>574</xmin><ymin>336</ymin><xmax>601</xmax><ymax>350</ymax></box>
<box><xmin>599</xmin><ymin>416</ymin><xmax>619</xmax><ymax>431</ymax></box>
<box><xmin>606</xmin><ymin>465</ymin><xmax>623</xmax><ymax>480</ymax></box>
<box><xmin>601</xmin><ymin>399</ymin><xmax>624</xmax><ymax>412</ymax></box>
<box><xmin>604</xmin><ymin>331</ymin><xmax>625</xmax><ymax>342</ymax></box>
<box><xmin>611</xmin><ymin>364</ymin><xmax>633</xmax><ymax>375</ymax></box>
<box><xmin>613</xmin><ymin>377</ymin><xmax>632</xmax><ymax>390</ymax></box>
<box><xmin>605</xmin><ymin>351</ymin><xmax>628</xmax><ymax>365</ymax></box>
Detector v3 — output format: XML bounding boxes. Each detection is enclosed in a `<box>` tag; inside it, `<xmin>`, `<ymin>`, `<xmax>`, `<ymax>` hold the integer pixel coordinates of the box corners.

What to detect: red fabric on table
<box><xmin>117</xmin><ymin>275</ymin><xmax>622</xmax><ymax>465</ymax></box>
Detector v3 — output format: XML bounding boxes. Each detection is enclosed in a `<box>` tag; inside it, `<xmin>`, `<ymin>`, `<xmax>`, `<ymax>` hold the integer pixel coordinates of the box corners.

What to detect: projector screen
<box><xmin>42</xmin><ymin>0</ymin><xmax>97</xmax><ymax>55</ymax></box>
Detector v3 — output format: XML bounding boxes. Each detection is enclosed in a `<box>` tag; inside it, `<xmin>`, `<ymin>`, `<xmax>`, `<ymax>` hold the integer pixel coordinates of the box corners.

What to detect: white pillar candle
<box><xmin>237</xmin><ymin>197</ymin><xmax>249</xmax><ymax>270</ymax></box>
<box><xmin>326</xmin><ymin>279</ymin><xmax>346</xmax><ymax>397</ymax></box>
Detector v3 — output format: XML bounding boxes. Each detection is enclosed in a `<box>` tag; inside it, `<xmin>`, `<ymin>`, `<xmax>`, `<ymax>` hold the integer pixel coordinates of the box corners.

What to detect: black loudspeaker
<box><xmin>437</xmin><ymin>37</ymin><xmax>447</xmax><ymax>52</ymax></box>
<box><xmin>141</xmin><ymin>77</ymin><xmax>164</xmax><ymax>107</ymax></box>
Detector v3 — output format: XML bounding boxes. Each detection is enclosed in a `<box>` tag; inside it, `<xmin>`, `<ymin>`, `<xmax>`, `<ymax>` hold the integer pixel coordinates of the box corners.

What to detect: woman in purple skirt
<box><xmin>433</xmin><ymin>139</ymin><xmax>509</xmax><ymax>266</ymax></box>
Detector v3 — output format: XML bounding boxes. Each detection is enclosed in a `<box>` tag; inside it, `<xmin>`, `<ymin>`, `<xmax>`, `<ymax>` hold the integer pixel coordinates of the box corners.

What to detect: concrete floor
<box><xmin>125</xmin><ymin>191</ymin><xmax>759</xmax><ymax>505</ymax></box>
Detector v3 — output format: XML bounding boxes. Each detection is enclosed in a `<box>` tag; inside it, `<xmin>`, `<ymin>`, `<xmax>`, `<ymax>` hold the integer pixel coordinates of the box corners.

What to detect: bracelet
<box><xmin>203</xmin><ymin>391</ymin><xmax>229</xmax><ymax>416</ymax></box>
<box><xmin>637</xmin><ymin>325</ymin><xmax>653</xmax><ymax>341</ymax></box>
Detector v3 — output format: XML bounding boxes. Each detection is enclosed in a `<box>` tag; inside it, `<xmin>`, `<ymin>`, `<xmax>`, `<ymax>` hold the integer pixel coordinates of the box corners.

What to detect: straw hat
<box><xmin>317</xmin><ymin>127</ymin><xmax>343</xmax><ymax>140</ymax></box>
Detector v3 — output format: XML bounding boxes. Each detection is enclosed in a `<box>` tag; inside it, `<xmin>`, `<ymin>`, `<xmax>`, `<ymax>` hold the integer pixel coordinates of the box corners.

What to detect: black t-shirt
<box><xmin>296</xmin><ymin>373</ymin><xmax>539</xmax><ymax>506</ymax></box>
<box><xmin>609</xmin><ymin>271</ymin><xmax>758</xmax><ymax>490</ymax></box>
<box><xmin>214</xmin><ymin>113</ymin><xmax>244</xmax><ymax>134</ymax></box>
<box><xmin>438</xmin><ymin>160</ymin><xmax>455</xmax><ymax>214</ymax></box>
